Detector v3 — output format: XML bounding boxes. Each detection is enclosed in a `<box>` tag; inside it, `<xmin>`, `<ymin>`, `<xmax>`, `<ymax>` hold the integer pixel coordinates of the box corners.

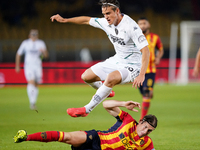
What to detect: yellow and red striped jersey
<box><xmin>97</xmin><ymin>110</ymin><xmax>154</xmax><ymax>150</ymax></box>
<box><xmin>146</xmin><ymin>33</ymin><xmax>163</xmax><ymax>73</ymax></box>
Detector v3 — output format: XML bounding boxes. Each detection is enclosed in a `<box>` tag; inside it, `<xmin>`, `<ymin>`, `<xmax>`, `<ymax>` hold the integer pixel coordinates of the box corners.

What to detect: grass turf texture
<box><xmin>0</xmin><ymin>84</ymin><xmax>200</xmax><ymax>150</ymax></box>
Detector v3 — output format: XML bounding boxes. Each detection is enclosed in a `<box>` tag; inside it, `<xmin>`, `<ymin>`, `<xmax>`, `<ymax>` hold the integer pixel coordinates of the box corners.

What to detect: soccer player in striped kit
<box><xmin>15</xmin><ymin>29</ymin><xmax>48</xmax><ymax>110</ymax></box>
<box><xmin>137</xmin><ymin>17</ymin><xmax>164</xmax><ymax>120</ymax></box>
<box><xmin>50</xmin><ymin>0</ymin><xmax>150</xmax><ymax>117</ymax></box>
<box><xmin>14</xmin><ymin>99</ymin><xmax>157</xmax><ymax>150</ymax></box>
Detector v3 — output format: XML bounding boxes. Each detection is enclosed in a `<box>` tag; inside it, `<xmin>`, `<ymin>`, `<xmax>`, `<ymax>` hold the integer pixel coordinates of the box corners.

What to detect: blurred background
<box><xmin>0</xmin><ymin>0</ymin><xmax>200</xmax><ymax>84</ymax></box>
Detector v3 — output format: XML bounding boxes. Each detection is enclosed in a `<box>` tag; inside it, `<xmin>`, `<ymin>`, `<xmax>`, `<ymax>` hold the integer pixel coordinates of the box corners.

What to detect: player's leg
<box><xmin>83</xmin><ymin>66</ymin><xmax>134</xmax><ymax>114</ymax></box>
<box><xmin>67</xmin><ymin>60</ymin><xmax>120</xmax><ymax>117</ymax></box>
<box><xmin>25</xmin><ymin>67</ymin><xmax>37</xmax><ymax>110</ymax></box>
<box><xmin>67</xmin><ymin>64</ymin><xmax>137</xmax><ymax>117</ymax></box>
<box><xmin>84</xmin><ymin>70</ymin><xmax>121</xmax><ymax>113</ymax></box>
<box><xmin>67</xmin><ymin>70</ymin><xmax>121</xmax><ymax>117</ymax></box>
<box><xmin>14</xmin><ymin>130</ymin><xmax>87</xmax><ymax>147</ymax></box>
<box><xmin>82</xmin><ymin>62</ymin><xmax>116</xmax><ymax>96</ymax></box>
<box><xmin>81</xmin><ymin>68</ymin><xmax>103</xmax><ymax>89</ymax></box>
<box><xmin>27</xmin><ymin>80</ymin><xmax>38</xmax><ymax>110</ymax></box>
<box><xmin>140</xmin><ymin>73</ymin><xmax>155</xmax><ymax>120</ymax></box>
<box><xmin>81</xmin><ymin>68</ymin><xmax>115</xmax><ymax>97</ymax></box>
<box><xmin>32</xmin><ymin>66</ymin><xmax>43</xmax><ymax>109</ymax></box>
<box><xmin>62</xmin><ymin>131</ymin><xmax>86</xmax><ymax>147</ymax></box>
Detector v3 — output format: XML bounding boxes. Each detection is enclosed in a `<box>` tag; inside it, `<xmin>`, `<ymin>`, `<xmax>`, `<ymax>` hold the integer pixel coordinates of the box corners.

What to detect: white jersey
<box><xmin>17</xmin><ymin>39</ymin><xmax>47</xmax><ymax>66</ymax></box>
<box><xmin>89</xmin><ymin>14</ymin><xmax>148</xmax><ymax>65</ymax></box>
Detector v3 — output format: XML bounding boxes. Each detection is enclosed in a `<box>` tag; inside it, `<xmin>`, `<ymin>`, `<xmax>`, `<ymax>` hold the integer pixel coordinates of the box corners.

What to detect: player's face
<box><xmin>102</xmin><ymin>6</ymin><xmax>119</xmax><ymax>25</ymax></box>
<box><xmin>30</xmin><ymin>34</ymin><xmax>38</xmax><ymax>40</ymax></box>
<box><xmin>138</xmin><ymin>20</ymin><xmax>150</xmax><ymax>34</ymax></box>
<box><xmin>136</xmin><ymin>121</ymin><xmax>155</xmax><ymax>138</ymax></box>
<box><xmin>29</xmin><ymin>30</ymin><xmax>38</xmax><ymax>41</ymax></box>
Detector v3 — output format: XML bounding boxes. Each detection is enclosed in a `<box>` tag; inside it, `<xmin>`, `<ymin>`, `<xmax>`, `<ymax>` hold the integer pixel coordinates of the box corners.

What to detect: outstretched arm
<box><xmin>103</xmin><ymin>100</ymin><xmax>141</xmax><ymax>117</ymax></box>
<box><xmin>50</xmin><ymin>14</ymin><xmax>91</xmax><ymax>25</ymax></box>
<box><xmin>132</xmin><ymin>46</ymin><xmax>150</xmax><ymax>89</ymax></box>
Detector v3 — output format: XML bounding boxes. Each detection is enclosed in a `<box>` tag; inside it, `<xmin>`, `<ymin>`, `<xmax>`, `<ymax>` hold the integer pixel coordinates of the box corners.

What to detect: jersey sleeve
<box><xmin>156</xmin><ymin>35</ymin><xmax>163</xmax><ymax>51</ymax></box>
<box><xmin>40</xmin><ymin>40</ymin><xmax>47</xmax><ymax>51</ymax></box>
<box><xmin>129</xmin><ymin>22</ymin><xmax>148</xmax><ymax>51</ymax></box>
<box><xmin>17</xmin><ymin>40</ymin><xmax>26</xmax><ymax>55</ymax></box>
<box><xmin>89</xmin><ymin>17</ymin><xmax>106</xmax><ymax>30</ymax></box>
<box><xmin>116</xmin><ymin>110</ymin><xmax>135</xmax><ymax>123</ymax></box>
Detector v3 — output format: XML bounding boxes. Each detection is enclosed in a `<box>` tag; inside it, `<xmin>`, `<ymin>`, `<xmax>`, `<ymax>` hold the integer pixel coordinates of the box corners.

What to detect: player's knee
<box><xmin>104</xmin><ymin>78</ymin><xmax>115</xmax><ymax>87</ymax></box>
<box><xmin>142</xmin><ymin>87</ymin><xmax>152</xmax><ymax>98</ymax></box>
<box><xmin>81</xmin><ymin>69</ymin><xmax>100</xmax><ymax>82</ymax></box>
<box><xmin>104</xmin><ymin>73</ymin><xmax>121</xmax><ymax>87</ymax></box>
<box><xmin>63</xmin><ymin>132</ymin><xmax>72</xmax><ymax>144</ymax></box>
<box><xmin>81</xmin><ymin>69</ymin><xmax>92</xmax><ymax>82</ymax></box>
<box><xmin>28</xmin><ymin>80</ymin><xmax>37</xmax><ymax>86</ymax></box>
<box><xmin>28</xmin><ymin>80</ymin><xmax>35</xmax><ymax>84</ymax></box>
<box><xmin>149</xmin><ymin>90</ymin><xmax>153</xmax><ymax>99</ymax></box>
<box><xmin>81</xmin><ymin>72</ymin><xmax>87</xmax><ymax>81</ymax></box>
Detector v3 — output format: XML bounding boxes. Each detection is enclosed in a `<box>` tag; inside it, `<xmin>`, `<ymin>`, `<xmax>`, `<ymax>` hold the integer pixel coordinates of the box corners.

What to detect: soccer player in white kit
<box><xmin>50</xmin><ymin>0</ymin><xmax>150</xmax><ymax>117</ymax></box>
<box><xmin>15</xmin><ymin>29</ymin><xmax>48</xmax><ymax>110</ymax></box>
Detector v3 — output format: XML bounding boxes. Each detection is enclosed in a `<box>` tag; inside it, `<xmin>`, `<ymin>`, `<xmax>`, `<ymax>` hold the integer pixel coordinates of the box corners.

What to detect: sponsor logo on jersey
<box><xmin>134</xmin><ymin>27</ymin><xmax>138</xmax><ymax>30</ymax></box>
<box><xmin>119</xmin><ymin>132</ymin><xmax>134</xmax><ymax>149</ymax></box>
<box><xmin>140</xmin><ymin>139</ymin><xmax>145</xmax><ymax>145</ymax></box>
<box><xmin>110</xmin><ymin>34</ymin><xmax>125</xmax><ymax>45</ymax></box>
<box><xmin>30</xmin><ymin>49</ymin><xmax>39</xmax><ymax>54</ymax></box>
<box><xmin>126</xmin><ymin>67</ymin><xmax>140</xmax><ymax>78</ymax></box>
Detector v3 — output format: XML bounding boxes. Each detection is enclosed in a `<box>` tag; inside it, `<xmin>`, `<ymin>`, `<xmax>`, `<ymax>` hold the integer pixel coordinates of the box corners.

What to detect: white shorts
<box><xmin>24</xmin><ymin>65</ymin><xmax>42</xmax><ymax>83</ymax></box>
<box><xmin>91</xmin><ymin>57</ymin><xmax>141</xmax><ymax>84</ymax></box>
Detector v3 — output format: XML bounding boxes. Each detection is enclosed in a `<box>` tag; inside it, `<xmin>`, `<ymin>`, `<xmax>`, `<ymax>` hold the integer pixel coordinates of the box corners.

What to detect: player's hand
<box><xmin>15</xmin><ymin>66</ymin><xmax>20</xmax><ymax>73</ymax></box>
<box><xmin>154</xmin><ymin>57</ymin><xmax>160</xmax><ymax>65</ymax></box>
<box><xmin>50</xmin><ymin>14</ymin><xmax>66</xmax><ymax>23</ymax></box>
<box><xmin>132</xmin><ymin>74</ymin><xmax>144</xmax><ymax>89</ymax></box>
<box><xmin>192</xmin><ymin>67</ymin><xmax>199</xmax><ymax>78</ymax></box>
<box><xmin>125</xmin><ymin>101</ymin><xmax>141</xmax><ymax>112</ymax></box>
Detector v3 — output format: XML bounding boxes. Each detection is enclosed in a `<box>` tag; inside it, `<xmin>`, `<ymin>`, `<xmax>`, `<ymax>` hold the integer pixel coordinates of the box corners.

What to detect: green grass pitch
<box><xmin>1</xmin><ymin>83</ymin><xmax>200</xmax><ymax>150</ymax></box>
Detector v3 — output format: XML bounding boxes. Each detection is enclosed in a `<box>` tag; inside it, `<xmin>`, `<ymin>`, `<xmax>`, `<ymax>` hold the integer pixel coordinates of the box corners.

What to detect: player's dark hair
<box><xmin>137</xmin><ymin>17</ymin><xmax>148</xmax><ymax>22</ymax></box>
<box><xmin>99</xmin><ymin>0</ymin><xmax>120</xmax><ymax>11</ymax></box>
<box><xmin>142</xmin><ymin>114</ymin><xmax>157</xmax><ymax>128</ymax></box>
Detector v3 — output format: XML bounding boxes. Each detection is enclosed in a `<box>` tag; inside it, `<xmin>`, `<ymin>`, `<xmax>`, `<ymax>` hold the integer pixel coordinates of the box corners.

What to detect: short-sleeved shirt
<box><xmin>17</xmin><ymin>39</ymin><xmax>47</xmax><ymax>67</ymax></box>
<box><xmin>145</xmin><ymin>33</ymin><xmax>163</xmax><ymax>73</ymax></box>
<box><xmin>97</xmin><ymin>110</ymin><xmax>155</xmax><ymax>150</ymax></box>
<box><xmin>89</xmin><ymin>14</ymin><xmax>148</xmax><ymax>65</ymax></box>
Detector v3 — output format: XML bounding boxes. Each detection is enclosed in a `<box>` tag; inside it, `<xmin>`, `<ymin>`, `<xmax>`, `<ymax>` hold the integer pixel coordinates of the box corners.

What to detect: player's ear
<box><xmin>116</xmin><ymin>7</ymin><xmax>120</xmax><ymax>14</ymax></box>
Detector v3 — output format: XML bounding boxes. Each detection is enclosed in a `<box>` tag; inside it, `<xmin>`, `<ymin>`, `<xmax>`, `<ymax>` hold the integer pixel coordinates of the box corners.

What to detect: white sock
<box><xmin>27</xmin><ymin>84</ymin><xmax>39</xmax><ymax>105</ymax></box>
<box><xmin>86</xmin><ymin>81</ymin><xmax>103</xmax><ymax>90</ymax></box>
<box><xmin>84</xmin><ymin>84</ymin><xmax>112</xmax><ymax>113</ymax></box>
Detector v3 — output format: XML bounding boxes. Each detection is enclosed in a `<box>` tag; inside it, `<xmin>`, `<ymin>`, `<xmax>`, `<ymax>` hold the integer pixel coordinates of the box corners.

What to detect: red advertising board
<box><xmin>0</xmin><ymin>59</ymin><xmax>182</xmax><ymax>84</ymax></box>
